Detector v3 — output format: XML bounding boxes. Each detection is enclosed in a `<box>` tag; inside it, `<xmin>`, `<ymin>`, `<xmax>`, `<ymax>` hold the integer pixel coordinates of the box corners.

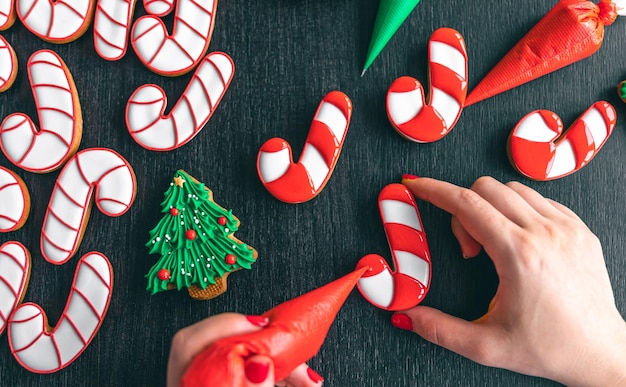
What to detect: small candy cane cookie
<box><xmin>8</xmin><ymin>252</ymin><xmax>112</xmax><ymax>374</ymax></box>
<box><xmin>93</xmin><ymin>0</ymin><xmax>138</xmax><ymax>61</ymax></box>
<box><xmin>0</xmin><ymin>241</ymin><xmax>31</xmax><ymax>335</ymax></box>
<box><xmin>125</xmin><ymin>52</ymin><xmax>234</xmax><ymax>151</ymax></box>
<box><xmin>356</xmin><ymin>183</ymin><xmax>431</xmax><ymax>311</ymax></box>
<box><xmin>16</xmin><ymin>0</ymin><xmax>95</xmax><ymax>43</ymax></box>
<box><xmin>257</xmin><ymin>91</ymin><xmax>352</xmax><ymax>203</ymax></box>
<box><xmin>0</xmin><ymin>166</ymin><xmax>30</xmax><ymax>232</ymax></box>
<box><xmin>41</xmin><ymin>148</ymin><xmax>136</xmax><ymax>265</ymax></box>
<box><xmin>143</xmin><ymin>0</ymin><xmax>174</xmax><ymax>17</ymax></box>
<box><xmin>0</xmin><ymin>50</ymin><xmax>82</xmax><ymax>173</ymax></box>
<box><xmin>508</xmin><ymin>101</ymin><xmax>616</xmax><ymax>181</ymax></box>
<box><xmin>0</xmin><ymin>35</ymin><xmax>17</xmax><ymax>92</ymax></box>
<box><xmin>0</xmin><ymin>0</ymin><xmax>15</xmax><ymax>29</ymax></box>
<box><xmin>386</xmin><ymin>28</ymin><xmax>468</xmax><ymax>143</ymax></box>
<box><xmin>130</xmin><ymin>0</ymin><xmax>217</xmax><ymax>76</ymax></box>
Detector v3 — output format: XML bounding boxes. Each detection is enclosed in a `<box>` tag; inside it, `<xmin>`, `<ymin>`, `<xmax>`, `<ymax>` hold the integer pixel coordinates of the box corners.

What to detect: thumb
<box><xmin>393</xmin><ymin>306</ymin><xmax>502</xmax><ymax>367</ymax></box>
<box><xmin>245</xmin><ymin>355</ymin><xmax>275</xmax><ymax>387</ymax></box>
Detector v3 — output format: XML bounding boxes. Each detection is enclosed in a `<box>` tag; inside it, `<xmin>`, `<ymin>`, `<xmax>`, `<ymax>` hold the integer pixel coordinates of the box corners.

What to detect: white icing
<box><xmin>380</xmin><ymin>199</ymin><xmax>422</xmax><ymax>232</ymax></box>
<box><xmin>126</xmin><ymin>52</ymin><xmax>234</xmax><ymax>151</ymax></box>
<box><xmin>387</xmin><ymin>89</ymin><xmax>424</xmax><ymax>126</ymax></box>
<box><xmin>0</xmin><ymin>0</ymin><xmax>14</xmax><ymax>29</ymax></box>
<box><xmin>17</xmin><ymin>0</ymin><xmax>94</xmax><ymax>41</ymax></box>
<box><xmin>258</xmin><ymin>146</ymin><xmax>290</xmax><ymax>183</ymax></box>
<box><xmin>93</xmin><ymin>0</ymin><xmax>137</xmax><ymax>61</ymax></box>
<box><xmin>0</xmin><ymin>167</ymin><xmax>28</xmax><ymax>231</ymax></box>
<box><xmin>581</xmin><ymin>107</ymin><xmax>609</xmax><ymax>147</ymax></box>
<box><xmin>613</xmin><ymin>0</ymin><xmax>626</xmax><ymax>16</ymax></box>
<box><xmin>430</xmin><ymin>88</ymin><xmax>461</xmax><ymax>130</ymax></box>
<box><xmin>9</xmin><ymin>253</ymin><xmax>112</xmax><ymax>373</ymax></box>
<box><xmin>300</xmin><ymin>144</ymin><xmax>329</xmax><ymax>191</ymax></box>
<box><xmin>430</xmin><ymin>41</ymin><xmax>466</xmax><ymax>78</ymax></box>
<box><xmin>514</xmin><ymin>112</ymin><xmax>560</xmax><ymax>142</ymax></box>
<box><xmin>41</xmin><ymin>148</ymin><xmax>135</xmax><ymax>264</ymax></box>
<box><xmin>143</xmin><ymin>0</ymin><xmax>174</xmax><ymax>16</ymax></box>
<box><xmin>548</xmin><ymin>139</ymin><xmax>576</xmax><ymax>179</ymax></box>
<box><xmin>0</xmin><ymin>242</ymin><xmax>29</xmax><ymax>334</ymax></box>
<box><xmin>0</xmin><ymin>35</ymin><xmax>16</xmax><ymax>91</ymax></box>
<box><xmin>131</xmin><ymin>0</ymin><xmax>215</xmax><ymax>75</ymax></box>
<box><xmin>394</xmin><ymin>250</ymin><xmax>429</xmax><ymax>286</ymax></box>
<box><xmin>0</xmin><ymin>50</ymin><xmax>81</xmax><ymax>173</ymax></box>
<box><xmin>315</xmin><ymin>102</ymin><xmax>348</xmax><ymax>142</ymax></box>
<box><xmin>358</xmin><ymin>270</ymin><xmax>394</xmax><ymax>308</ymax></box>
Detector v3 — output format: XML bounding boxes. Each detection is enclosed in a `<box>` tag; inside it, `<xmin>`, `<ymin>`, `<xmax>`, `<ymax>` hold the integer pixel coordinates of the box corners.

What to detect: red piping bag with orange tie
<box><xmin>180</xmin><ymin>267</ymin><xmax>368</xmax><ymax>386</ymax></box>
<box><xmin>466</xmin><ymin>0</ymin><xmax>620</xmax><ymax>106</ymax></box>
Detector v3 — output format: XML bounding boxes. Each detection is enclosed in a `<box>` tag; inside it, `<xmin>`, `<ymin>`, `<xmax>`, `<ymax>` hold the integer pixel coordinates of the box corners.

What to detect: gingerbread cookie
<box><xmin>508</xmin><ymin>101</ymin><xmax>616</xmax><ymax>181</ymax></box>
<box><xmin>8</xmin><ymin>252</ymin><xmax>112</xmax><ymax>373</ymax></box>
<box><xmin>142</xmin><ymin>0</ymin><xmax>174</xmax><ymax>17</ymax></box>
<box><xmin>256</xmin><ymin>91</ymin><xmax>352</xmax><ymax>203</ymax></box>
<box><xmin>145</xmin><ymin>170</ymin><xmax>257</xmax><ymax>300</ymax></box>
<box><xmin>93</xmin><ymin>0</ymin><xmax>138</xmax><ymax>61</ymax></box>
<box><xmin>0</xmin><ymin>35</ymin><xmax>17</xmax><ymax>92</ymax></box>
<box><xmin>0</xmin><ymin>241</ymin><xmax>31</xmax><ymax>335</ymax></box>
<box><xmin>125</xmin><ymin>52</ymin><xmax>234</xmax><ymax>151</ymax></box>
<box><xmin>0</xmin><ymin>166</ymin><xmax>30</xmax><ymax>232</ymax></box>
<box><xmin>356</xmin><ymin>183</ymin><xmax>431</xmax><ymax>311</ymax></box>
<box><xmin>0</xmin><ymin>49</ymin><xmax>82</xmax><ymax>173</ymax></box>
<box><xmin>0</xmin><ymin>0</ymin><xmax>15</xmax><ymax>30</ymax></box>
<box><xmin>41</xmin><ymin>148</ymin><xmax>136</xmax><ymax>265</ymax></box>
<box><xmin>17</xmin><ymin>0</ymin><xmax>96</xmax><ymax>43</ymax></box>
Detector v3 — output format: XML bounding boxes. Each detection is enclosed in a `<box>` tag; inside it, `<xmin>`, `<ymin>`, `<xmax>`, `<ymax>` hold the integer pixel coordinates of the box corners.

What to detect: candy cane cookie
<box><xmin>0</xmin><ymin>35</ymin><xmax>17</xmax><ymax>92</ymax></box>
<box><xmin>256</xmin><ymin>91</ymin><xmax>352</xmax><ymax>204</ymax></box>
<box><xmin>93</xmin><ymin>0</ymin><xmax>138</xmax><ymax>61</ymax></box>
<box><xmin>0</xmin><ymin>242</ymin><xmax>31</xmax><ymax>335</ymax></box>
<box><xmin>41</xmin><ymin>148</ymin><xmax>136</xmax><ymax>265</ymax></box>
<box><xmin>8</xmin><ymin>252</ymin><xmax>112</xmax><ymax>373</ymax></box>
<box><xmin>125</xmin><ymin>52</ymin><xmax>234</xmax><ymax>151</ymax></box>
<box><xmin>143</xmin><ymin>0</ymin><xmax>174</xmax><ymax>17</ymax></box>
<box><xmin>130</xmin><ymin>0</ymin><xmax>217</xmax><ymax>76</ymax></box>
<box><xmin>386</xmin><ymin>28</ymin><xmax>467</xmax><ymax>143</ymax></box>
<box><xmin>0</xmin><ymin>0</ymin><xmax>15</xmax><ymax>29</ymax></box>
<box><xmin>508</xmin><ymin>101</ymin><xmax>616</xmax><ymax>181</ymax></box>
<box><xmin>0</xmin><ymin>49</ymin><xmax>82</xmax><ymax>173</ymax></box>
<box><xmin>0</xmin><ymin>166</ymin><xmax>30</xmax><ymax>232</ymax></box>
<box><xmin>16</xmin><ymin>0</ymin><xmax>95</xmax><ymax>43</ymax></box>
<box><xmin>356</xmin><ymin>183</ymin><xmax>431</xmax><ymax>311</ymax></box>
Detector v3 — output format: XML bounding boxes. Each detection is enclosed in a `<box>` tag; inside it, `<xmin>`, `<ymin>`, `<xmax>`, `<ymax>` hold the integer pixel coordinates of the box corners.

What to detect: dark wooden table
<box><xmin>1</xmin><ymin>0</ymin><xmax>624</xmax><ymax>385</ymax></box>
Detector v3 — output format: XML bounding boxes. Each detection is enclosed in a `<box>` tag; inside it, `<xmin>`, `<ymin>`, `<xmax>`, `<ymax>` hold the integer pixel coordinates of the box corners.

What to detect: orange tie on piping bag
<box><xmin>465</xmin><ymin>0</ymin><xmax>619</xmax><ymax>106</ymax></box>
<box><xmin>180</xmin><ymin>267</ymin><xmax>367</xmax><ymax>386</ymax></box>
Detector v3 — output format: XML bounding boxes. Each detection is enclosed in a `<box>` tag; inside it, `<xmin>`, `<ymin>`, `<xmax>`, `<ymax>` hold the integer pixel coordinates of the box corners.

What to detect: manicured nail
<box><xmin>391</xmin><ymin>313</ymin><xmax>413</xmax><ymax>331</ymax></box>
<box><xmin>402</xmin><ymin>174</ymin><xmax>419</xmax><ymax>181</ymax></box>
<box><xmin>245</xmin><ymin>360</ymin><xmax>270</xmax><ymax>383</ymax></box>
<box><xmin>307</xmin><ymin>367</ymin><xmax>324</xmax><ymax>383</ymax></box>
<box><xmin>246</xmin><ymin>315</ymin><xmax>269</xmax><ymax>327</ymax></box>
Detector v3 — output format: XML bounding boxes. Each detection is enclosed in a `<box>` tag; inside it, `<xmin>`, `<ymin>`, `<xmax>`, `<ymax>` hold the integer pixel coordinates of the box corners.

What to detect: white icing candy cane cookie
<box><xmin>130</xmin><ymin>0</ymin><xmax>217</xmax><ymax>76</ymax></box>
<box><xmin>0</xmin><ymin>35</ymin><xmax>17</xmax><ymax>92</ymax></box>
<box><xmin>386</xmin><ymin>28</ymin><xmax>467</xmax><ymax>143</ymax></box>
<box><xmin>93</xmin><ymin>0</ymin><xmax>138</xmax><ymax>61</ymax></box>
<box><xmin>0</xmin><ymin>49</ymin><xmax>82</xmax><ymax>173</ymax></box>
<box><xmin>8</xmin><ymin>252</ymin><xmax>112</xmax><ymax>373</ymax></box>
<box><xmin>0</xmin><ymin>166</ymin><xmax>30</xmax><ymax>232</ymax></box>
<box><xmin>41</xmin><ymin>148</ymin><xmax>136</xmax><ymax>265</ymax></box>
<box><xmin>508</xmin><ymin>101</ymin><xmax>616</xmax><ymax>181</ymax></box>
<box><xmin>143</xmin><ymin>0</ymin><xmax>174</xmax><ymax>17</ymax></box>
<box><xmin>16</xmin><ymin>0</ymin><xmax>95</xmax><ymax>43</ymax></box>
<box><xmin>0</xmin><ymin>241</ymin><xmax>31</xmax><ymax>335</ymax></box>
<box><xmin>356</xmin><ymin>183</ymin><xmax>431</xmax><ymax>311</ymax></box>
<box><xmin>125</xmin><ymin>52</ymin><xmax>234</xmax><ymax>151</ymax></box>
<box><xmin>256</xmin><ymin>91</ymin><xmax>352</xmax><ymax>204</ymax></box>
<box><xmin>0</xmin><ymin>0</ymin><xmax>15</xmax><ymax>29</ymax></box>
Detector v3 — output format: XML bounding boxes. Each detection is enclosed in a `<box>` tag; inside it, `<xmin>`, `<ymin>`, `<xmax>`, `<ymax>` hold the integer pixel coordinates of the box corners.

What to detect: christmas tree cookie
<box><xmin>145</xmin><ymin>170</ymin><xmax>257</xmax><ymax>300</ymax></box>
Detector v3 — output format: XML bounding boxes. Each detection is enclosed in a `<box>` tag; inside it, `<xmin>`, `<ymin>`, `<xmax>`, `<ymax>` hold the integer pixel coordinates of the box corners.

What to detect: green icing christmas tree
<box><xmin>145</xmin><ymin>170</ymin><xmax>257</xmax><ymax>300</ymax></box>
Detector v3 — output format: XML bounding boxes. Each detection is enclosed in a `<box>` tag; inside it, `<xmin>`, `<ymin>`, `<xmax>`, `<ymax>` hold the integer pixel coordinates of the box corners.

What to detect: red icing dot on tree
<box><xmin>157</xmin><ymin>269</ymin><xmax>171</xmax><ymax>280</ymax></box>
<box><xmin>217</xmin><ymin>216</ymin><xmax>227</xmax><ymax>226</ymax></box>
<box><xmin>170</xmin><ymin>208</ymin><xmax>179</xmax><ymax>216</ymax></box>
<box><xmin>225</xmin><ymin>254</ymin><xmax>236</xmax><ymax>265</ymax></box>
<box><xmin>185</xmin><ymin>229</ymin><xmax>197</xmax><ymax>240</ymax></box>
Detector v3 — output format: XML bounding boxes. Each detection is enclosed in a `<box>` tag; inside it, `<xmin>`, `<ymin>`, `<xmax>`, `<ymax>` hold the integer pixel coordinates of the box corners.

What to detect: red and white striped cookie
<box><xmin>0</xmin><ymin>50</ymin><xmax>82</xmax><ymax>173</ymax></box>
<box><xmin>125</xmin><ymin>52</ymin><xmax>234</xmax><ymax>151</ymax></box>
<box><xmin>0</xmin><ymin>166</ymin><xmax>30</xmax><ymax>232</ymax></box>
<box><xmin>41</xmin><ymin>148</ymin><xmax>136</xmax><ymax>265</ymax></box>
<box><xmin>386</xmin><ymin>28</ymin><xmax>468</xmax><ymax>143</ymax></box>
<box><xmin>0</xmin><ymin>0</ymin><xmax>15</xmax><ymax>29</ymax></box>
<box><xmin>356</xmin><ymin>183</ymin><xmax>431</xmax><ymax>311</ymax></box>
<box><xmin>93</xmin><ymin>0</ymin><xmax>138</xmax><ymax>61</ymax></box>
<box><xmin>256</xmin><ymin>91</ymin><xmax>352</xmax><ymax>204</ymax></box>
<box><xmin>16</xmin><ymin>0</ymin><xmax>95</xmax><ymax>43</ymax></box>
<box><xmin>0</xmin><ymin>35</ymin><xmax>17</xmax><ymax>92</ymax></box>
<box><xmin>0</xmin><ymin>241</ymin><xmax>31</xmax><ymax>335</ymax></box>
<box><xmin>143</xmin><ymin>0</ymin><xmax>174</xmax><ymax>17</ymax></box>
<box><xmin>8</xmin><ymin>252</ymin><xmax>112</xmax><ymax>374</ymax></box>
<box><xmin>508</xmin><ymin>101</ymin><xmax>616</xmax><ymax>181</ymax></box>
<box><xmin>130</xmin><ymin>0</ymin><xmax>217</xmax><ymax>76</ymax></box>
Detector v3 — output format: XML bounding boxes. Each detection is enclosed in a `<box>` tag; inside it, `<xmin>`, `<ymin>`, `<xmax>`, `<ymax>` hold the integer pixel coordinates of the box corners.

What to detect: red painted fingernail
<box><xmin>391</xmin><ymin>313</ymin><xmax>413</xmax><ymax>331</ymax></box>
<box><xmin>307</xmin><ymin>367</ymin><xmax>324</xmax><ymax>383</ymax></box>
<box><xmin>246</xmin><ymin>315</ymin><xmax>269</xmax><ymax>327</ymax></box>
<box><xmin>402</xmin><ymin>174</ymin><xmax>419</xmax><ymax>181</ymax></box>
<box><xmin>245</xmin><ymin>360</ymin><xmax>270</xmax><ymax>383</ymax></box>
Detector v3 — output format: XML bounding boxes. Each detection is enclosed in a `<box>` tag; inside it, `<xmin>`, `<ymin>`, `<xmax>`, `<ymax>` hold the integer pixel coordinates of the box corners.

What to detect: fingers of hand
<box><xmin>245</xmin><ymin>355</ymin><xmax>275</xmax><ymax>387</ymax></box>
<box><xmin>451</xmin><ymin>216</ymin><xmax>482</xmax><ymax>258</ymax></box>
<box><xmin>276</xmin><ymin>363</ymin><xmax>324</xmax><ymax>387</ymax></box>
<box><xmin>470</xmin><ymin>177</ymin><xmax>539</xmax><ymax>227</ymax></box>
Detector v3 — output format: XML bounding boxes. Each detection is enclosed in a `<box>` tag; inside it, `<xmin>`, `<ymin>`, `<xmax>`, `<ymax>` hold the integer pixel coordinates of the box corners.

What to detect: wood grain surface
<box><xmin>0</xmin><ymin>0</ymin><xmax>624</xmax><ymax>385</ymax></box>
